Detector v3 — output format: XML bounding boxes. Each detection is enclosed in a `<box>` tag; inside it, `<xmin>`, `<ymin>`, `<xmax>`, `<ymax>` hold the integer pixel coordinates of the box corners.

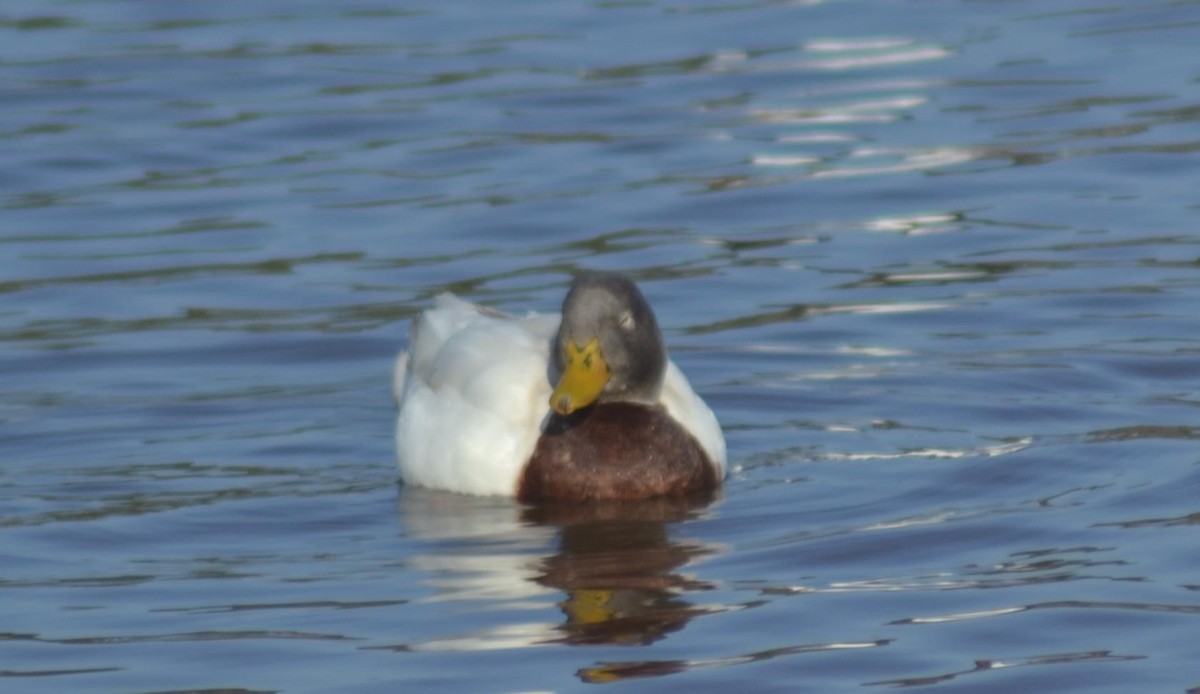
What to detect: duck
<box><xmin>393</xmin><ymin>271</ymin><xmax>726</xmax><ymax>502</ymax></box>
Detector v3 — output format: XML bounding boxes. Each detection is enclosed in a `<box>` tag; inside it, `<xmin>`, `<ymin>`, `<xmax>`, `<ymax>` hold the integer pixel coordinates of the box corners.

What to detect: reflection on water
<box><xmin>523</xmin><ymin>497</ymin><xmax>718</xmax><ymax>649</ymax></box>
<box><xmin>396</xmin><ymin>492</ymin><xmax>904</xmax><ymax>684</ymax></box>
<box><xmin>397</xmin><ymin>489</ymin><xmax>721</xmax><ymax>661</ymax></box>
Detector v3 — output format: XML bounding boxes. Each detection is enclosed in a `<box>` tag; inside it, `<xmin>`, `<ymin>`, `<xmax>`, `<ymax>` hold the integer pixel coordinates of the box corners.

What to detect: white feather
<box><xmin>660</xmin><ymin>360</ymin><xmax>727</xmax><ymax>477</ymax></box>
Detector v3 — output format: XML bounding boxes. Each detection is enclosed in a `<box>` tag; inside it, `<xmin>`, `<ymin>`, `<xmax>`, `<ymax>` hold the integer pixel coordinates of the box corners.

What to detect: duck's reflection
<box><xmin>523</xmin><ymin>495</ymin><xmax>718</xmax><ymax>646</ymax></box>
<box><xmin>397</xmin><ymin>487</ymin><xmax>719</xmax><ymax>649</ymax></box>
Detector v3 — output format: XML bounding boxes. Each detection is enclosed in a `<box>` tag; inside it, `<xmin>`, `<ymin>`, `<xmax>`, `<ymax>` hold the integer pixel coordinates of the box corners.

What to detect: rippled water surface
<box><xmin>5</xmin><ymin>0</ymin><xmax>1200</xmax><ymax>691</ymax></box>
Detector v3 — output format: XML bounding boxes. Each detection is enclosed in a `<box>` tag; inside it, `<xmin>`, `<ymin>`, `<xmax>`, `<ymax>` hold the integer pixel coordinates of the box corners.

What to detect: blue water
<box><xmin>4</xmin><ymin>0</ymin><xmax>1200</xmax><ymax>691</ymax></box>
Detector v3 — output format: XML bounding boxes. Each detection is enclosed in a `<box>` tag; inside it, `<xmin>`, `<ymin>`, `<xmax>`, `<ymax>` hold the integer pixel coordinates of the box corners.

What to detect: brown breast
<box><xmin>518</xmin><ymin>402</ymin><xmax>718</xmax><ymax>503</ymax></box>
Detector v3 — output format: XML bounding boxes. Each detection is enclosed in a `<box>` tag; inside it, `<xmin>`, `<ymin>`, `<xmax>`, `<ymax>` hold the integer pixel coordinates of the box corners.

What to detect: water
<box><xmin>3</xmin><ymin>0</ymin><xmax>1200</xmax><ymax>691</ymax></box>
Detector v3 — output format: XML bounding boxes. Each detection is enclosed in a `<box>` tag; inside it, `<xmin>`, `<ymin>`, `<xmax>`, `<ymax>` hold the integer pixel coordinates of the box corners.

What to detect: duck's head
<box><xmin>550</xmin><ymin>272</ymin><xmax>666</xmax><ymax>415</ymax></box>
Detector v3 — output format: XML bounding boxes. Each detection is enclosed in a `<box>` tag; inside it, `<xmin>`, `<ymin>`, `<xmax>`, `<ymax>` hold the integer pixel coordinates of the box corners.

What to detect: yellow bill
<box><xmin>550</xmin><ymin>338</ymin><xmax>610</xmax><ymax>414</ymax></box>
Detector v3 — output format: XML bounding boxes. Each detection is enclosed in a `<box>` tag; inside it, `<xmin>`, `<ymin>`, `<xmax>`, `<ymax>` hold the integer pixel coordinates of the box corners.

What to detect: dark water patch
<box><xmin>866</xmin><ymin>649</ymin><xmax>1146</xmax><ymax>688</ymax></box>
<box><xmin>1</xmin><ymin>666</ymin><xmax>123</xmax><ymax>678</ymax></box>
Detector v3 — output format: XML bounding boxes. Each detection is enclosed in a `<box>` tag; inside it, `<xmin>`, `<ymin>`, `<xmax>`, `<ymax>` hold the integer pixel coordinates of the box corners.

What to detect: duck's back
<box><xmin>395</xmin><ymin>295</ymin><xmax>556</xmax><ymax>496</ymax></box>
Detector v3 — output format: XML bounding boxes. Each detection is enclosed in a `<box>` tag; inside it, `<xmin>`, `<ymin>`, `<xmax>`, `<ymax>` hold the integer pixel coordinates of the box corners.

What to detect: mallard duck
<box><xmin>394</xmin><ymin>272</ymin><xmax>726</xmax><ymax>502</ymax></box>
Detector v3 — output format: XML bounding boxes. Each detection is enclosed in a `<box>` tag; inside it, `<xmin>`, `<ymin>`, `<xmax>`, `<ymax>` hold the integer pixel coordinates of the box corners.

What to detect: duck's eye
<box><xmin>618</xmin><ymin>311</ymin><xmax>635</xmax><ymax>331</ymax></box>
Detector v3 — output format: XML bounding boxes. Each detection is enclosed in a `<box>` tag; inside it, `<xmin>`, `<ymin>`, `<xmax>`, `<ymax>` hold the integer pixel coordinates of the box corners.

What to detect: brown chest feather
<box><xmin>518</xmin><ymin>402</ymin><xmax>717</xmax><ymax>502</ymax></box>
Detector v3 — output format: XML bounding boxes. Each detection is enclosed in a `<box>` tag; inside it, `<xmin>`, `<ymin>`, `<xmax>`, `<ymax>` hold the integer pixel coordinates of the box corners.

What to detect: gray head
<box><xmin>550</xmin><ymin>272</ymin><xmax>666</xmax><ymax>414</ymax></box>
